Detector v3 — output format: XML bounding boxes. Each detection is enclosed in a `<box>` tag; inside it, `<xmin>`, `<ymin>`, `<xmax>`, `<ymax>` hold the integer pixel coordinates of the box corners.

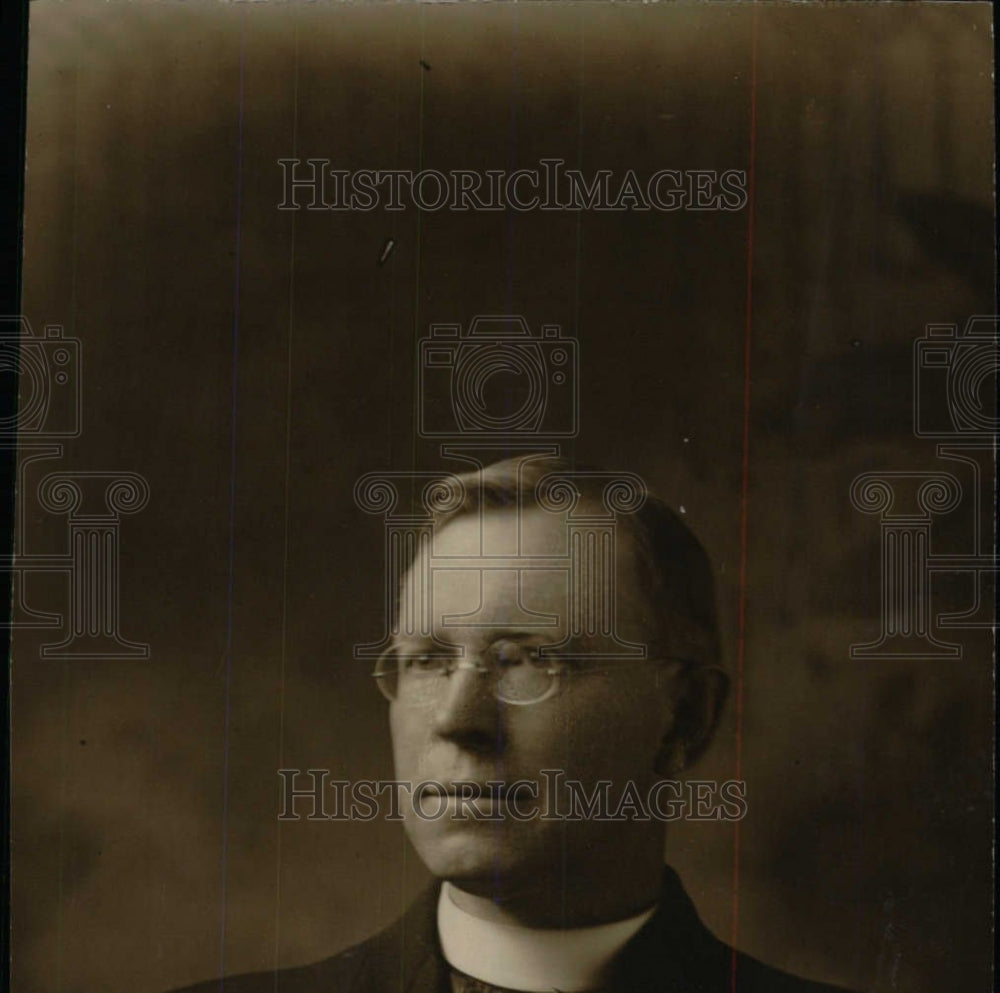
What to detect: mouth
<box><xmin>425</xmin><ymin>782</ymin><xmax>510</xmax><ymax>798</ymax></box>
<box><xmin>417</xmin><ymin>780</ymin><xmax>538</xmax><ymax>805</ymax></box>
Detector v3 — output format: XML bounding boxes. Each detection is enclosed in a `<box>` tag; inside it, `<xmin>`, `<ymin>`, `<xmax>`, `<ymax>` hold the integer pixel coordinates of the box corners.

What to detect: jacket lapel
<box><xmin>608</xmin><ymin>865</ymin><xmax>732</xmax><ymax>993</ymax></box>
<box><xmin>366</xmin><ymin>882</ymin><xmax>449</xmax><ymax>993</ymax></box>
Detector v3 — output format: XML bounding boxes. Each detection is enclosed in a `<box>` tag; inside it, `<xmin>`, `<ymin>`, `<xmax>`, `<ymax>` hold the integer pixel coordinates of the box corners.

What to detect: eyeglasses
<box><xmin>373</xmin><ymin>639</ymin><xmax>689</xmax><ymax>707</ymax></box>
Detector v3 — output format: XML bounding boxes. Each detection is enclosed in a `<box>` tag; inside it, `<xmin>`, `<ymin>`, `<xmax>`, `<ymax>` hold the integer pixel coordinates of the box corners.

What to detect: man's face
<box><xmin>388</xmin><ymin>506</ymin><xmax>683</xmax><ymax>899</ymax></box>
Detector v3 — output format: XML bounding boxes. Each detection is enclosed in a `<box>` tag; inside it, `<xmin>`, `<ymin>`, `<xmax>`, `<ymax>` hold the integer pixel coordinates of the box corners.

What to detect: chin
<box><xmin>407</xmin><ymin>820</ymin><xmax>537</xmax><ymax>888</ymax></box>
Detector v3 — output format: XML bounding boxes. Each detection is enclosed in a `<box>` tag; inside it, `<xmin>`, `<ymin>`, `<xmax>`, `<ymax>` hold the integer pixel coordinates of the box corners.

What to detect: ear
<box><xmin>654</xmin><ymin>664</ymin><xmax>730</xmax><ymax>775</ymax></box>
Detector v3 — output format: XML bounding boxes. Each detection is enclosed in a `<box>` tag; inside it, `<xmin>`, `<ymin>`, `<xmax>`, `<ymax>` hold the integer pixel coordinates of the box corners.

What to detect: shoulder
<box><xmin>732</xmin><ymin>950</ymin><xmax>860</xmax><ymax>993</ymax></box>
<box><xmin>165</xmin><ymin>885</ymin><xmax>441</xmax><ymax>993</ymax></box>
<box><xmin>622</xmin><ymin>865</ymin><xmax>863</xmax><ymax>993</ymax></box>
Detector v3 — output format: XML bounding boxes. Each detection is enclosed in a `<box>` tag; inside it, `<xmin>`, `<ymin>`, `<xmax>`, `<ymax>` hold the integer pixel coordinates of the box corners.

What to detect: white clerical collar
<box><xmin>437</xmin><ymin>881</ymin><xmax>657</xmax><ymax>993</ymax></box>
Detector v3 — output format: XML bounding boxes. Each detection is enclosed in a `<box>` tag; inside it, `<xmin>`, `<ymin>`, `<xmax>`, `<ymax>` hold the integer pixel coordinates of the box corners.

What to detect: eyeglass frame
<box><xmin>372</xmin><ymin>639</ymin><xmax>694</xmax><ymax>707</ymax></box>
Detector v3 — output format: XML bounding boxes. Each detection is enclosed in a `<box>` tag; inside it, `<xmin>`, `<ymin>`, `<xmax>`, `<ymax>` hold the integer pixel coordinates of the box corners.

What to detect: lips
<box><xmin>418</xmin><ymin>780</ymin><xmax>540</xmax><ymax>803</ymax></box>
<box><xmin>423</xmin><ymin>781</ymin><xmax>508</xmax><ymax>797</ymax></box>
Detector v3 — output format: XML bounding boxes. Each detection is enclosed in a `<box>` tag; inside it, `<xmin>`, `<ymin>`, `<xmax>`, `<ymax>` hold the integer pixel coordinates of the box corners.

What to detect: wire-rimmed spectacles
<box><xmin>373</xmin><ymin>639</ymin><xmax>690</xmax><ymax>707</ymax></box>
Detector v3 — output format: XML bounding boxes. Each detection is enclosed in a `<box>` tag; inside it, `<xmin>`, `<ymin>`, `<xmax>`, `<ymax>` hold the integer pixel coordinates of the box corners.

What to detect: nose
<box><xmin>429</xmin><ymin>663</ymin><xmax>504</xmax><ymax>754</ymax></box>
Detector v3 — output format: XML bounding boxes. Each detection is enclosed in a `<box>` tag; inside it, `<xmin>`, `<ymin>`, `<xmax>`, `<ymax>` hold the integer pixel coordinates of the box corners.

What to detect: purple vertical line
<box><xmin>219</xmin><ymin>12</ymin><xmax>248</xmax><ymax>989</ymax></box>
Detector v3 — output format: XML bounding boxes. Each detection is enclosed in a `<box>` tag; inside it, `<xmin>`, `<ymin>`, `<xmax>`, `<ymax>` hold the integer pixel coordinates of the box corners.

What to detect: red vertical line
<box><xmin>731</xmin><ymin>6</ymin><xmax>759</xmax><ymax>991</ymax></box>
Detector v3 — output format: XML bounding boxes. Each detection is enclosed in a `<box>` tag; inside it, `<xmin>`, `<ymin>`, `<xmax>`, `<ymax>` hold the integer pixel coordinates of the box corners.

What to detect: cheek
<box><xmin>540</xmin><ymin>685</ymin><xmax>668</xmax><ymax>779</ymax></box>
<box><xmin>389</xmin><ymin>708</ymin><xmax>427</xmax><ymax>775</ymax></box>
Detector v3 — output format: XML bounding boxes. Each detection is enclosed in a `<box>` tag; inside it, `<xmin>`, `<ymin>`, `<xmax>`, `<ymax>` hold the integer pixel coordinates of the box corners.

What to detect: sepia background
<box><xmin>13</xmin><ymin>3</ymin><xmax>995</xmax><ymax>993</ymax></box>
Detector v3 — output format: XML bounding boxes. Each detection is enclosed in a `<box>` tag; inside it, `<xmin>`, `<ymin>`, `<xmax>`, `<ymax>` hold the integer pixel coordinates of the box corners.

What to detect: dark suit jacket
<box><xmin>175</xmin><ymin>866</ymin><xmax>855</xmax><ymax>993</ymax></box>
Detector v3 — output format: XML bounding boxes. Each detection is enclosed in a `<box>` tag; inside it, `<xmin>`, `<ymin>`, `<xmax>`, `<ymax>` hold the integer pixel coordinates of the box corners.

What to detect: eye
<box><xmin>398</xmin><ymin>649</ymin><xmax>443</xmax><ymax>673</ymax></box>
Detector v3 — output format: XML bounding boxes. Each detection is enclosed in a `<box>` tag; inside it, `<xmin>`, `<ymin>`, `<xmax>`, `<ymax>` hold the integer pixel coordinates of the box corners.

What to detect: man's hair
<box><xmin>429</xmin><ymin>456</ymin><xmax>721</xmax><ymax>671</ymax></box>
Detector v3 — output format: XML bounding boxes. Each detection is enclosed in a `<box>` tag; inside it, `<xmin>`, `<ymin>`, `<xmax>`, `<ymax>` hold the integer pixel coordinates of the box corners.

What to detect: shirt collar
<box><xmin>437</xmin><ymin>882</ymin><xmax>657</xmax><ymax>992</ymax></box>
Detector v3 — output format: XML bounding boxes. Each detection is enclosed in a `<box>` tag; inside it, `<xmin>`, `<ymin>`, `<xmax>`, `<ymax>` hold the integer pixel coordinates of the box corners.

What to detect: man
<box><xmin>177</xmin><ymin>457</ymin><xmax>854</xmax><ymax>993</ymax></box>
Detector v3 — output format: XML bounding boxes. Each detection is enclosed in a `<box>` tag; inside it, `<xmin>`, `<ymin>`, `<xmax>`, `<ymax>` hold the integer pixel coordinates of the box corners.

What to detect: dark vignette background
<box><xmin>13</xmin><ymin>3</ymin><xmax>995</xmax><ymax>993</ymax></box>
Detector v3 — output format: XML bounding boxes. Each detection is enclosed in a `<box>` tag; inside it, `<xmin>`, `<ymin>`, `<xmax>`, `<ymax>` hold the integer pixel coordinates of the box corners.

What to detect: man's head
<box><xmin>382</xmin><ymin>457</ymin><xmax>728</xmax><ymax>917</ymax></box>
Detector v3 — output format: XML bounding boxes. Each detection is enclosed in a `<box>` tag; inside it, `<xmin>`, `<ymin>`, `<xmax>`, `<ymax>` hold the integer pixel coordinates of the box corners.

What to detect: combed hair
<box><xmin>430</xmin><ymin>456</ymin><xmax>721</xmax><ymax>670</ymax></box>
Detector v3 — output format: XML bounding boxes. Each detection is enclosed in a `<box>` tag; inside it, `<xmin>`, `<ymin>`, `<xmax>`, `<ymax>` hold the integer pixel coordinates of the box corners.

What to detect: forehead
<box><xmin>397</xmin><ymin>506</ymin><xmax>649</xmax><ymax>642</ymax></box>
<box><xmin>431</xmin><ymin>506</ymin><xmax>572</xmax><ymax>558</ymax></box>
